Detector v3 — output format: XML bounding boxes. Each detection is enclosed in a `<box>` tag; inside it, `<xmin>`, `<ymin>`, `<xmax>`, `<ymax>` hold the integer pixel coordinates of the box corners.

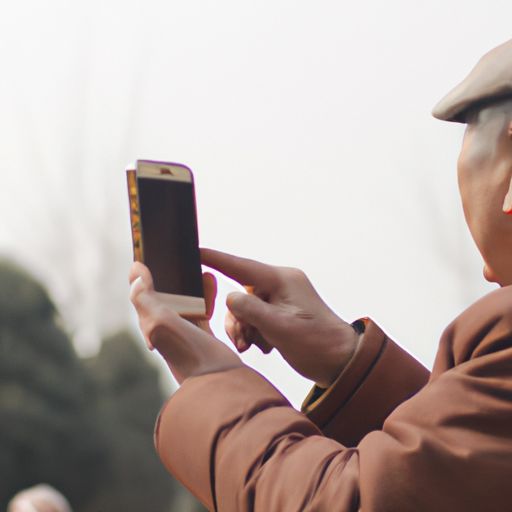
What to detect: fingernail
<box><xmin>131</xmin><ymin>276</ymin><xmax>144</xmax><ymax>290</ymax></box>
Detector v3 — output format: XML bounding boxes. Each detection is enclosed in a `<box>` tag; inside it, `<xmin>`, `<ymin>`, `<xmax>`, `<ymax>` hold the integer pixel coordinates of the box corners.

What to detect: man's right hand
<box><xmin>201</xmin><ymin>249</ymin><xmax>360</xmax><ymax>388</ymax></box>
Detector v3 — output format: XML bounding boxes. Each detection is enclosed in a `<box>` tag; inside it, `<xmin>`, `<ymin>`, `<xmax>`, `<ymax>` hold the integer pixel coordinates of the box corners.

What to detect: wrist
<box><xmin>159</xmin><ymin>334</ymin><xmax>244</xmax><ymax>385</ymax></box>
<box><xmin>315</xmin><ymin>321</ymin><xmax>363</xmax><ymax>388</ymax></box>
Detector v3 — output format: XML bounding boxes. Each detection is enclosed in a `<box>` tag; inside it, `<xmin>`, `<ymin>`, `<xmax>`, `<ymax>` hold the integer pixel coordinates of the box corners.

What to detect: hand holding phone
<box><xmin>129</xmin><ymin>260</ymin><xmax>242</xmax><ymax>382</ymax></box>
<box><xmin>201</xmin><ymin>248</ymin><xmax>359</xmax><ymax>388</ymax></box>
<box><xmin>127</xmin><ymin>160</ymin><xmax>206</xmax><ymax>318</ymax></box>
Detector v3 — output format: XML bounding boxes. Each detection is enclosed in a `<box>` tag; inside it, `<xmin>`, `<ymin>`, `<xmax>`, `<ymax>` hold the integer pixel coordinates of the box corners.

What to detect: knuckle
<box><xmin>266</xmin><ymin>264</ymin><xmax>281</xmax><ymax>281</ymax></box>
<box><xmin>145</xmin><ymin>314</ymin><xmax>175</xmax><ymax>343</ymax></box>
<box><xmin>281</xmin><ymin>266</ymin><xmax>307</xmax><ymax>282</ymax></box>
<box><xmin>142</xmin><ymin>304</ymin><xmax>171</xmax><ymax>330</ymax></box>
<box><xmin>153</xmin><ymin>304</ymin><xmax>174</xmax><ymax>327</ymax></box>
<box><xmin>271</xmin><ymin>264</ymin><xmax>285</xmax><ymax>278</ymax></box>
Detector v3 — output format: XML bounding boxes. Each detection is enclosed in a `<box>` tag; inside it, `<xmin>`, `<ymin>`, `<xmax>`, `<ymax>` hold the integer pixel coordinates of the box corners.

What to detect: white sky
<box><xmin>0</xmin><ymin>0</ymin><xmax>509</xmax><ymax>406</ymax></box>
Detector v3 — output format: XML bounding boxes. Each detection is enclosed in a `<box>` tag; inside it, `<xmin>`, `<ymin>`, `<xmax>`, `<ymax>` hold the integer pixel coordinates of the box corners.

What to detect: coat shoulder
<box><xmin>452</xmin><ymin>285</ymin><xmax>512</xmax><ymax>329</ymax></box>
<box><xmin>437</xmin><ymin>286</ymin><xmax>512</xmax><ymax>368</ymax></box>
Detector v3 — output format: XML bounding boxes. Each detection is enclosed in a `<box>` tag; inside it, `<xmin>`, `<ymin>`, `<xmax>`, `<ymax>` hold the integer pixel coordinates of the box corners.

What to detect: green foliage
<box><xmin>83</xmin><ymin>331</ymin><xmax>180</xmax><ymax>512</ymax></box>
<box><xmin>0</xmin><ymin>261</ymin><xmax>108</xmax><ymax>510</ymax></box>
<box><xmin>0</xmin><ymin>260</ymin><xmax>206</xmax><ymax>511</ymax></box>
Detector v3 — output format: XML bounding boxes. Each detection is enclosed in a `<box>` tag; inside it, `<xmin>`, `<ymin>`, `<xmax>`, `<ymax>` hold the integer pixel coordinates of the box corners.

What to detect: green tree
<box><xmin>0</xmin><ymin>260</ymin><xmax>204</xmax><ymax>511</ymax></box>
<box><xmin>83</xmin><ymin>330</ymin><xmax>181</xmax><ymax>512</ymax></box>
<box><xmin>0</xmin><ymin>260</ymin><xmax>108</xmax><ymax>510</ymax></box>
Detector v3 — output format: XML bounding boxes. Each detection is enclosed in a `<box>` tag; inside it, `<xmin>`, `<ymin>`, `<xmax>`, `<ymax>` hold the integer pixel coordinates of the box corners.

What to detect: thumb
<box><xmin>202</xmin><ymin>272</ymin><xmax>217</xmax><ymax>319</ymax></box>
<box><xmin>226</xmin><ymin>292</ymin><xmax>274</xmax><ymax>330</ymax></box>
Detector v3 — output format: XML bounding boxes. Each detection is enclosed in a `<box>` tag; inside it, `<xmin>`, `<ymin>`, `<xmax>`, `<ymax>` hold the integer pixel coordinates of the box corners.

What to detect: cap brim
<box><xmin>432</xmin><ymin>39</ymin><xmax>512</xmax><ymax>123</ymax></box>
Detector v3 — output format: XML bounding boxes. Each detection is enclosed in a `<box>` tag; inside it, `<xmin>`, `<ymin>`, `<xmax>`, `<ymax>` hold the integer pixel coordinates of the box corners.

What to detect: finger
<box><xmin>232</xmin><ymin>319</ymin><xmax>247</xmax><ymax>352</ymax></box>
<box><xmin>131</xmin><ymin>289</ymin><xmax>171</xmax><ymax>350</ymax></box>
<box><xmin>225</xmin><ymin>311</ymin><xmax>237</xmax><ymax>344</ymax></box>
<box><xmin>129</xmin><ymin>261</ymin><xmax>154</xmax><ymax>288</ymax></box>
<box><xmin>234</xmin><ymin>323</ymin><xmax>251</xmax><ymax>352</ymax></box>
<box><xmin>202</xmin><ymin>272</ymin><xmax>217</xmax><ymax>319</ymax></box>
<box><xmin>200</xmin><ymin>248</ymin><xmax>277</xmax><ymax>290</ymax></box>
<box><xmin>130</xmin><ymin>276</ymin><xmax>150</xmax><ymax>308</ymax></box>
<box><xmin>193</xmin><ymin>318</ymin><xmax>214</xmax><ymax>335</ymax></box>
<box><xmin>227</xmin><ymin>293</ymin><xmax>275</xmax><ymax>353</ymax></box>
<box><xmin>243</xmin><ymin>325</ymin><xmax>273</xmax><ymax>354</ymax></box>
<box><xmin>129</xmin><ymin>277</ymin><xmax>153</xmax><ymax>349</ymax></box>
<box><xmin>187</xmin><ymin>272</ymin><xmax>217</xmax><ymax>333</ymax></box>
<box><xmin>224</xmin><ymin>312</ymin><xmax>249</xmax><ymax>352</ymax></box>
<box><xmin>227</xmin><ymin>291</ymin><xmax>276</xmax><ymax>331</ymax></box>
<box><xmin>225</xmin><ymin>313</ymin><xmax>250</xmax><ymax>352</ymax></box>
<box><xmin>137</xmin><ymin>292</ymin><xmax>209</xmax><ymax>350</ymax></box>
<box><xmin>131</xmin><ymin>283</ymin><xmax>214</xmax><ymax>352</ymax></box>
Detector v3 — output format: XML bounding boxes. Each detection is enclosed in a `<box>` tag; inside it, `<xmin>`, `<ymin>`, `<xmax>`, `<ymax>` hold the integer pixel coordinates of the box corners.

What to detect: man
<box><xmin>130</xmin><ymin>38</ymin><xmax>512</xmax><ymax>510</ymax></box>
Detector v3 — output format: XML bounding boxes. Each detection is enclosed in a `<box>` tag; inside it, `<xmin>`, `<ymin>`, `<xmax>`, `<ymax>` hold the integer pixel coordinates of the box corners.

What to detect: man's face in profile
<box><xmin>457</xmin><ymin>101</ymin><xmax>512</xmax><ymax>286</ymax></box>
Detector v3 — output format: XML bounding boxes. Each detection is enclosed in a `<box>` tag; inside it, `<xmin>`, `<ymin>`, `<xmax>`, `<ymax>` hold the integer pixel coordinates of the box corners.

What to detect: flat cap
<box><xmin>433</xmin><ymin>38</ymin><xmax>512</xmax><ymax>123</ymax></box>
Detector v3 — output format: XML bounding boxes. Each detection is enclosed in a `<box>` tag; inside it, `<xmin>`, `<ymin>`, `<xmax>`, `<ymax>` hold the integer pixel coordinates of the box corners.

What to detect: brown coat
<box><xmin>155</xmin><ymin>286</ymin><xmax>512</xmax><ymax>511</ymax></box>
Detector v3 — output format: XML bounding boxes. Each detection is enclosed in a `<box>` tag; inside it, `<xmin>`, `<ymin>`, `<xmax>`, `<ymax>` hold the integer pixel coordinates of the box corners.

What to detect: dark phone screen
<box><xmin>137</xmin><ymin>176</ymin><xmax>203</xmax><ymax>297</ymax></box>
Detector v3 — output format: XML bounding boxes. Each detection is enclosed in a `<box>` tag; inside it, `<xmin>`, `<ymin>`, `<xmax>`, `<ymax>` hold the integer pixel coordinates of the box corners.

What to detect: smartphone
<box><xmin>126</xmin><ymin>160</ymin><xmax>206</xmax><ymax>318</ymax></box>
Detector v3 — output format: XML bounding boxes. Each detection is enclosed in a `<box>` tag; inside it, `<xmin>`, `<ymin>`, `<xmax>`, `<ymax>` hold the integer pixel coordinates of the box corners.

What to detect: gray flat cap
<box><xmin>433</xmin><ymin>38</ymin><xmax>512</xmax><ymax>123</ymax></box>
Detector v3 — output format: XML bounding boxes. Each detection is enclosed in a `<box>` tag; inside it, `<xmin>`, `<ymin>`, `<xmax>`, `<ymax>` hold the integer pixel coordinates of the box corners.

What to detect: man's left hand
<box><xmin>129</xmin><ymin>262</ymin><xmax>244</xmax><ymax>384</ymax></box>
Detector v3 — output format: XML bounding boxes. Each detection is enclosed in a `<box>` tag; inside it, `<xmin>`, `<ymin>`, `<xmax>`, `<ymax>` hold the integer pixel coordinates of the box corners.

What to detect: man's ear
<box><xmin>503</xmin><ymin>174</ymin><xmax>512</xmax><ymax>214</ymax></box>
<box><xmin>505</xmin><ymin>121</ymin><xmax>512</xmax><ymax>214</ymax></box>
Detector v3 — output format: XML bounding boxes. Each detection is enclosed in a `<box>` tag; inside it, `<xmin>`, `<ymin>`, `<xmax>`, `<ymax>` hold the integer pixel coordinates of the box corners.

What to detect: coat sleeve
<box><xmin>301</xmin><ymin>319</ymin><xmax>430</xmax><ymax>446</ymax></box>
<box><xmin>154</xmin><ymin>289</ymin><xmax>512</xmax><ymax>511</ymax></box>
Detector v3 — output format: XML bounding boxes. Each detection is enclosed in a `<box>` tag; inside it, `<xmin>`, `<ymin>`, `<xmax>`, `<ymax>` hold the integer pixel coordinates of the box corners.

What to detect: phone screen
<box><xmin>137</xmin><ymin>176</ymin><xmax>203</xmax><ymax>297</ymax></box>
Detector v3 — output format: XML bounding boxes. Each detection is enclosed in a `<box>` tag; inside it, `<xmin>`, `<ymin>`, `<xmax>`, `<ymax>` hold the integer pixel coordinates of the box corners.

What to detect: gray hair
<box><xmin>7</xmin><ymin>484</ymin><xmax>72</xmax><ymax>512</ymax></box>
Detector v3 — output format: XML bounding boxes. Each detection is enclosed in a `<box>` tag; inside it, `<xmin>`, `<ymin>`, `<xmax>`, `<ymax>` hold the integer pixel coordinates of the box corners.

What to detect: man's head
<box><xmin>7</xmin><ymin>485</ymin><xmax>71</xmax><ymax>512</ymax></box>
<box><xmin>433</xmin><ymin>39</ymin><xmax>512</xmax><ymax>286</ymax></box>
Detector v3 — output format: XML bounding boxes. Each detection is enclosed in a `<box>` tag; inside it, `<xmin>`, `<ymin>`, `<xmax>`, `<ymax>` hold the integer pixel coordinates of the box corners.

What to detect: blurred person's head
<box><xmin>433</xmin><ymin>38</ymin><xmax>512</xmax><ymax>286</ymax></box>
<box><xmin>7</xmin><ymin>484</ymin><xmax>71</xmax><ymax>512</ymax></box>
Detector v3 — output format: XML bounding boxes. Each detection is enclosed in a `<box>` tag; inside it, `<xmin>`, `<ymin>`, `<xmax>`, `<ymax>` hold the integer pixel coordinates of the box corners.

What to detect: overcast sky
<box><xmin>0</xmin><ymin>0</ymin><xmax>510</xmax><ymax>406</ymax></box>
